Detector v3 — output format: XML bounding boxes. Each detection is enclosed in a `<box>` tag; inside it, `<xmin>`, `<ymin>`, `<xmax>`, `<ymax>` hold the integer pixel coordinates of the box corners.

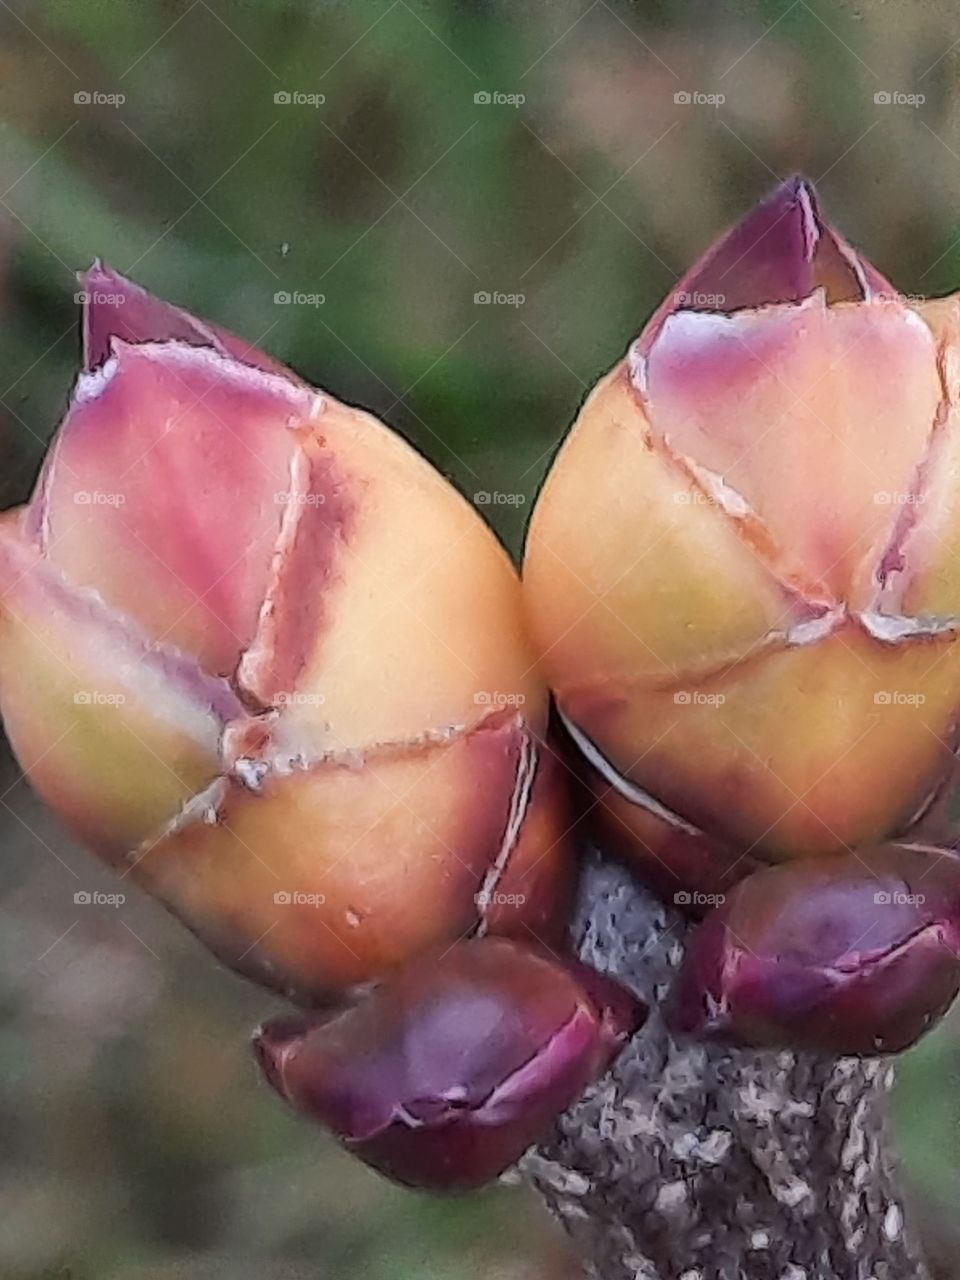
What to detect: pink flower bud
<box><xmin>0</xmin><ymin>269</ymin><xmax>572</xmax><ymax>1001</ymax></box>
<box><xmin>525</xmin><ymin>178</ymin><xmax>960</xmax><ymax>862</ymax></box>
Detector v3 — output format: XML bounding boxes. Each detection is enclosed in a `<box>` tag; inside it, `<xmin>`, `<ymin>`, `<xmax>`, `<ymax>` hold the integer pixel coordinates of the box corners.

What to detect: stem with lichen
<box><xmin>523</xmin><ymin>852</ymin><xmax>931</xmax><ymax>1280</ymax></box>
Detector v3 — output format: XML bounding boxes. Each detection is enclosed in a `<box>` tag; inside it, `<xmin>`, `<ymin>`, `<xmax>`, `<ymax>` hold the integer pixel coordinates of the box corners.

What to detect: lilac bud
<box><xmin>254</xmin><ymin>936</ymin><xmax>645</xmax><ymax>1189</ymax></box>
<box><xmin>667</xmin><ymin>844</ymin><xmax>960</xmax><ymax>1055</ymax></box>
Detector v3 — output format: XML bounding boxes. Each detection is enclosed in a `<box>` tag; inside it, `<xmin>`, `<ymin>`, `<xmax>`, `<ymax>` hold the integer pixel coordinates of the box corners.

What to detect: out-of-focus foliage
<box><xmin>1</xmin><ymin>0</ymin><xmax>960</xmax><ymax>1276</ymax></box>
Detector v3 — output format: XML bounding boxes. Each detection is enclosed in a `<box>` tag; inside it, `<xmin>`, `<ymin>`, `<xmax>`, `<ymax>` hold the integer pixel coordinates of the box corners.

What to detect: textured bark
<box><xmin>523</xmin><ymin>851</ymin><xmax>932</xmax><ymax>1280</ymax></box>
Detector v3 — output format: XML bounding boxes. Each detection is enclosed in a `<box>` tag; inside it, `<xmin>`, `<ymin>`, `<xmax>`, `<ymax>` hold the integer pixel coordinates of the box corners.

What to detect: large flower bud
<box><xmin>0</xmin><ymin>267</ymin><xmax>572</xmax><ymax>1001</ymax></box>
<box><xmin>253</xmin><ymin>936</ymin><xmax>646</xmax><ymax>1189</ymax></box>
<box><xmin>667</xmin><ymin>844</ymin><xmax>960</xmax><ymax>1054</ymax></box>
<box><xmin>524</xmin><ymin>177</ymin><xmax>960</xmax><ymax>865</ymax></box>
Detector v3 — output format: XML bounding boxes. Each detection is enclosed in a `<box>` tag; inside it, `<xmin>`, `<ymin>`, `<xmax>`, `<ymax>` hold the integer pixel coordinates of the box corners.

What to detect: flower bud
<box><xmin>667</xmin><ymin>844</ymin><xmax>960</xmax><ymax>1054</ymax></box>
<box><xmin>253</xmin><ymin>936</ymin><xmax>646</xmax><ymax>1189</ymax></box>
<box><xmin>524</xmin><ymin>177</ymin><xmax>960</xmax><ymax>863</ymax></box>
<box><xmin>0</xmin><ymin>268</ymin><xmax>572</xmax><ymax>1001</ymax></box>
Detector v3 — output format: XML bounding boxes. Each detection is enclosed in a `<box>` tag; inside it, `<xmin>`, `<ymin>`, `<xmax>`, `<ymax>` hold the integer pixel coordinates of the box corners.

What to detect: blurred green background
<box><xmin>2</xmin><ymin>0</ymin><xmax>960</xmax><ymax>1276</ymax></box>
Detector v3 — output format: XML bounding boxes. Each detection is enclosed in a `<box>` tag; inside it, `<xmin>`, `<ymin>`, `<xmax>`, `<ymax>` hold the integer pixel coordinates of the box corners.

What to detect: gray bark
<box><xmin>523</xmin><ymin>852</ymin><xmax>931</xmax><ymax>1280</ymax></box>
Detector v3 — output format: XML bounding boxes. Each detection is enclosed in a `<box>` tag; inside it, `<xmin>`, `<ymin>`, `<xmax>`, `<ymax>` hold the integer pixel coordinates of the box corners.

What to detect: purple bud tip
<box><xmin>78</xmin><ymin>261</ymin><xmax>288</xmax><ymax>377</ymax></box>
<box><xmin>253</xmin><ymin>937</ymin><xmax>645</xmax><ymax>1190</ymax></box>
<box><xmin>79</xmin><ymin>262</ymin><xmax>214</xmax><ymax>370</ymax></box>
<box><xmin>635</xmin><ymin>176</ymin><xmax>894</xmax><ymax>360</ymax></box>
<box><xmin>667</xmin><ymin>844</ymin><xmax>960</xmax><ymax>1056</ymax></box>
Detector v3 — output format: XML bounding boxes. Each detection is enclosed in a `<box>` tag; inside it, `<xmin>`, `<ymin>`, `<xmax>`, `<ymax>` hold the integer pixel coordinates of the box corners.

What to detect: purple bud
<box><xmin>253</xmin><ymin>937</ymin><xmax>645</xmax><ymax>1190</ymax></box>
<box><xmin>667</xmin><ymin>844</ymin><xmax>960</xmax><ymax>1055</ymax></box>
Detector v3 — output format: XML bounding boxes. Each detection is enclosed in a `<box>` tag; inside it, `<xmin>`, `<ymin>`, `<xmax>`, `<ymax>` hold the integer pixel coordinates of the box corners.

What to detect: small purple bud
<box><xmin>667</xmin><ymin>844</ymin><xmax>960</xmax><ymax>1055</ymax></box>
<box><xmin>253</xmin><ymin>936</ymin><xmax>645</xmax><ymax>1190</ymax></box>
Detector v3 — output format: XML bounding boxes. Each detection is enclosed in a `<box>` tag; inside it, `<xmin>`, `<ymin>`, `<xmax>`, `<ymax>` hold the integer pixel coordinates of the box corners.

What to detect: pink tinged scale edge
<box><xmin>625</xmin><ymin>176</ymin><xmax>953</xmax><ymax>622</ymax></box>
<box><xmin>235</xmin><ymin>435</ymin><xmax>356</xmax><ymax>711</ymax></box>
<box><xmin>633</xmin><ymin>289</ymin><xmax>943</xmax><ymax>610</ymax></box>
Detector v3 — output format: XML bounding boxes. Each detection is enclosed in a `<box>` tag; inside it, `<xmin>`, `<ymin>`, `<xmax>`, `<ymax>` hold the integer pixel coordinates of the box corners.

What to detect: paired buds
<box><xmin>6</xmin><ymin>178</ymin><xmax>960</xmax><ymax>1192</ymax></box>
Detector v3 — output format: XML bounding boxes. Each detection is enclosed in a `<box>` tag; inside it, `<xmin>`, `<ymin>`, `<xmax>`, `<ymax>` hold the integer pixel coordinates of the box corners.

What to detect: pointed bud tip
<box><xmin>74</xmin><ymin>262</ymin><xmax>291</xmax><ymax>378</ymax></box>
<box><xmin>634</xmin><ymin>174</ymin><xmax>892</xmax><ymax>362</ymax></box>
